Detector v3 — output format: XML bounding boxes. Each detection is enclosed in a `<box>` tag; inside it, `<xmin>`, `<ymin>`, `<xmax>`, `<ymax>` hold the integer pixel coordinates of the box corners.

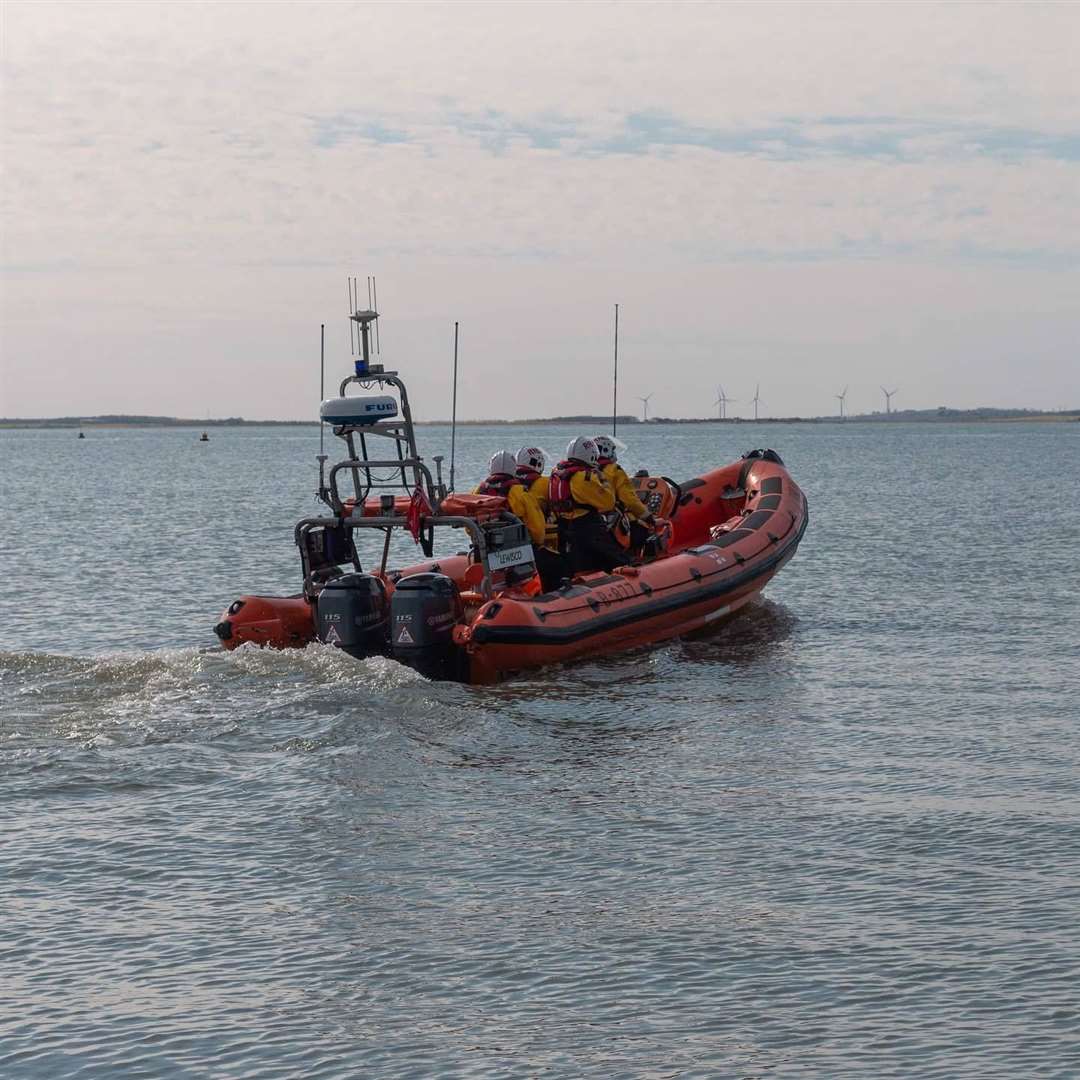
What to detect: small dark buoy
<box><xmin>200</xmin><ymin>431</ymin><xmax>209</xmax><ymax>442</ymax></box>
<box><xmin>78</xmin><ymin>432</ymin><xmax>85</xmax><ymax>439</ymax></box>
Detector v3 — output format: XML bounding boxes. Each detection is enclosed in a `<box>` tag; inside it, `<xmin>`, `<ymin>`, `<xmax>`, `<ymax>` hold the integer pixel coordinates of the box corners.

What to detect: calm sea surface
<box><xmin>2</xmin><ymin>420</ymin><xmax>1078</xmax><ymax>1079</ymax></box>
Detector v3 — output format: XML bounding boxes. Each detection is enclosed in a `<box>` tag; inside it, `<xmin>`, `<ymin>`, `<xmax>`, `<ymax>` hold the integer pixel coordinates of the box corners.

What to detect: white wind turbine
<box><xmin>714</xmin><ymin>385</ymin><xmax>736</xmax><ymax>419</ymax></box>
<box><xmin>881</xmin><ymin>386</ymin><xmax>898</xmax><ymax>414</ymax></box>
<box><xmin>836</xmin><ymin>385</ymin><xmax>848</xmax><ymax>420</ymax></box>
<box><xmin>751</xmin><ymin>383</ymin><xmax>763</xmax><ymax>421</ymax></box>
<box><xmin>638</xmin><ymin>394</ymin><xmax>653</xmax><ymax>422</ymax></box>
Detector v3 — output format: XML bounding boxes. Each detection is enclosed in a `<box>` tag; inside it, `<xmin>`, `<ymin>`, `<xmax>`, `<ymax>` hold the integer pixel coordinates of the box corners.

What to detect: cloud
<box><xmin>306</xmin><ymin>105</ymin><xmax>1080</xmax><ymax>167</ymax></box>
<box><xmin>312</xmin><ymin>115</ymin><xmax>410</xmax><ymax>150</ymax></box>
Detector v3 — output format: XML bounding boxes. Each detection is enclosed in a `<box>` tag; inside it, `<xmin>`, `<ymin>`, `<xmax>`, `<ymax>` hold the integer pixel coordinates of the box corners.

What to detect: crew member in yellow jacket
<box><xmin>475</xmin><ymin>450</ymin><xmax>564</xmax><ymax>590</ymax></box>
<box><xmin>548</xmin><ymin>437</ymin><xmax>627</xmax><ymax>573</ymax></box>
<box><xmin>593</xmin><ymin>434</ymin><xmax>656</xmax><ymax>555</ymax></box>
<box><xmin>515</xmin><ymin>446</ymin><xmax>561</xmax><ymax>554</ymax></box>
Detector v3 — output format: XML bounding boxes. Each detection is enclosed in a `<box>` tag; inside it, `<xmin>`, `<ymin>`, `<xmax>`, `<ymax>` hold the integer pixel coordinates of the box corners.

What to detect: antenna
<box><xmin>752</xmin><ymin>383</ymin><xmax>763</xmax><ymax>421</ymax></box>
<box><xmin>449</xmin><ymin>321</ymin><xmax>459</xmax><ymax>492</ymax></box>
<box><xmin>347</xmin><ymin>279</ymin><xmax>356</xmax><ymax>355</ymax></box>
<box><xmin>612</xmin><ymin>303</ymin><xmax>619</xmax><ymax>438</ymax></box>
<box><xmin>371</xmin><ymin>276</ymin><xmax>380</xmax><ymax>354</ymax></box>
<box><xmin>835</xmin><ymin>385</ymin><xmax>848</xmax><ymax>420</ymax></box>
<box><xmin>881</xmin><ymin>385</ymin><xmax>898</xmax><ymax>414</ymax></box>
<box><xmin>317</xmin><ymin>323</ymin><xmax>328</xmax><ymax>498</ymax></box>
<box><xmin>637</xmin><ymin>393</ymin><xmax>653</xmax><ymax>422</ymax></box>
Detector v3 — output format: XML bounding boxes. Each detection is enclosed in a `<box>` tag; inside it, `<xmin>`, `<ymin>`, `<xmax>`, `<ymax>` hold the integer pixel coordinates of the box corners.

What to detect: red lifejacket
<box><xmin>548</xmin><ymin>460</ymin><xmax>591</xmax><ymax>515</ymax></box>
<box><xmin>477</xmin><ymin>473</ymin><xmax>518</xmax><ymax>498</ymax></box>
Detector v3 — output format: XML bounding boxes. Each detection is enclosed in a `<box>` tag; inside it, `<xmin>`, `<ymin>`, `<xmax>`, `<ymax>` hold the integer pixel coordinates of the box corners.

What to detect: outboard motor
<box><xmin>390</xmin><ymin>573</ymin><xmax>463</xmax><ymax>680</ymax></box>
<box><xmin>316</xmin><ymin>573</ymin><xmax>389</xmax><ymax>658</ymax></box>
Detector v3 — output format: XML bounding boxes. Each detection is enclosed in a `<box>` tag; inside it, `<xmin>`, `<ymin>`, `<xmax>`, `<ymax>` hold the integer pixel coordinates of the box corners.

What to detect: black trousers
<box><xmin>534</xmin><ymin>546</ymin><xmax>569</xmax><ymax>591</ymax></box>
<box><xmin>627</xmin><ymin>519</ymin><xmax>651</xmax><ymax>556</ymax></box>
<box><xmin>562</xmin><ymin>513</ymin><xmax>628</xmax><ymax>574</ymax></box>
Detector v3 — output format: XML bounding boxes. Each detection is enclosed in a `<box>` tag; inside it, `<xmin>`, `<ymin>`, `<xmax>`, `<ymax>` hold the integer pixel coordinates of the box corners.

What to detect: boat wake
<box><xmin>0</xmin><ymin>643</ymin><xmax>432</xmax><ymax>754</ymax></box>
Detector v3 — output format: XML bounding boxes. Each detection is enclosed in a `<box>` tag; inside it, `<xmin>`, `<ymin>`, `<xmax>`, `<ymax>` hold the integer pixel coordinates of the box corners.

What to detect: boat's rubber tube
<box><xmin>459</xmin><ymin>458</ymin><xmax>807</xmax><ymax>682</ymax></box>
<box><xmin>214</xmin><ymin>595</ymin><xmax>316</xmax><ymax>651</ymax></box>
<box><xmin>213</xmin><ymin>554</ymin><xmax>475</xmax><ymax>652</ymax></box>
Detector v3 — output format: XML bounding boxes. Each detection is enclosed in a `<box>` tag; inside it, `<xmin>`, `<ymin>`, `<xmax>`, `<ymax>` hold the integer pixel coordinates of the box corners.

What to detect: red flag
<box><xmin>406</xmin><ymin>485</ymin><xmax>432</xmax><ymax>544</ymax></box>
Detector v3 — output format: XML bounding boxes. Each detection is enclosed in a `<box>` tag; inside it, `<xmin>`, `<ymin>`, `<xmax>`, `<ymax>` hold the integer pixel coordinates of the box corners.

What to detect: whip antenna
<box><xmin>372</xmin><ymin>276</ymin><xmax>381</xmax><ymax>354</ymax></box>
<box><xmin>449</xmin><ymin>321</ymin><xmax>459</xmax><ymax>492</ymax></box>
<box><xmin>612</xmin><ymin>302</ymin><xmax>619</xmax><ymax>437</ymax></box>
<box><xmin>317</xmin><ymin>323</ymin><xmax>328</xmax><ymax>498</ymax></box>
<box><xmin>347</xmin><ymin>279</ymin><xmax>356</xmax><ymax>355</ymax></box>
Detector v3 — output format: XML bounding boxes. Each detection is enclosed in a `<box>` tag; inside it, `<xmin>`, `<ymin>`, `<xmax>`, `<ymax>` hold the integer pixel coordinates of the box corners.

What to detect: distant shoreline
<box><xmin>2</xmin><ymin>409</ymin><xmax>1078</xmax><ymax>430</ymax></box>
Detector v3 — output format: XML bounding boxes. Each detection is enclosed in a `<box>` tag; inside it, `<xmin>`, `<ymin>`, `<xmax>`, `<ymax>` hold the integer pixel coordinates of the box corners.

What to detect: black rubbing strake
<box><xmin>712</xmin><ymin>529</ymin><xmax>754</xmax><ymax>548</ymax></box>
<box><xmin>743</xmin><ymin>510</ymin><xmax>774</xmax><ymax>530</ymax></box>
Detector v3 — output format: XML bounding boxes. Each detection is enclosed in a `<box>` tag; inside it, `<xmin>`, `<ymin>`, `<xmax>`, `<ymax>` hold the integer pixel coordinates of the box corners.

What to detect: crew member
<box><xmin>549</xmin><ymin>436</ymin><xmax>626</xmax><ymax>574</ymax></box>
<box><xmin>514</xmin><ymin>447</ymin><xmax>549</xmax><ymax>511</ymax></box>
<box><xmin>593</xmin><ymin>434</ymin><xmax>657</xmax><ymax>555</ymax></box>
<box><xmin>515</xmin><ymin>446</ymin><xmax>560</xmax><ymax>555</ymax></box>
<box><xmin>476</xmin><ymin>450</ymin><xmax>563</xmax><ymax>590</ymax></box>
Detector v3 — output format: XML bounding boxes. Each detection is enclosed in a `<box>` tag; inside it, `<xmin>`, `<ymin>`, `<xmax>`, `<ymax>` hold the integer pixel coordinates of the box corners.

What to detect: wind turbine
<box><xmin>714</xmin><ymin>385</ymin><xmax>735</xmax><ymax>420</ymax></box>
<box><xmin>751</xmin><ymin>383</ymin><xmax>763</xmax><ymax>421</ymax></box>
<box><xmin>835</xmin><ymin>385</ymin><xmax>848</xmax><ymax>420</ymax></box>
<box><xmin>638</xmin><ymin>394</ymin><xmax>653</xmax><ymax>422</ymax></box>
<box><xmin>881</xmin><ymin>386</ymin><xmax>898</xmax><ymax>415</ymax></box>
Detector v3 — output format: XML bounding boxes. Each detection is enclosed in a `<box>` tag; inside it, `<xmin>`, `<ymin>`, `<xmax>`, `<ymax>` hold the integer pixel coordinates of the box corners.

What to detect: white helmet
<box><xmin>488</xmin><ymin>450</ymin><xmax>517</xmax><ymax>476</ymax></box>
<box><xmin>516</xmin><ymin>446</ymin><xmax>545</xmax><ymax>474</ymax></box>
<box><xmin>566</xmin><ymin>436</ymin><xmax>599</xmax><ymax>467</ymax></box>
<box><xmin>593</xmin><ymin>435</ymin><xmax>617</xmax><ymax>462</ymax></box>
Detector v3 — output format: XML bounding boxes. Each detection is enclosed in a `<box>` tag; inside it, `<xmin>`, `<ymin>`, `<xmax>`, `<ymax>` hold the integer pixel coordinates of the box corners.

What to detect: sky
<box><xmin>1</xmin><ymin>1</ymin><xmax>1077</xmax><ymax>421</ymax></box>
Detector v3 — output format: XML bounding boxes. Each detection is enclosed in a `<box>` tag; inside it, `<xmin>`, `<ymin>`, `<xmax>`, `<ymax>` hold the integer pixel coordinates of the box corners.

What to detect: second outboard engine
<box><xmin>316</xmin><ymin>573</ymin><xmax>389</xmax><ymax>658</ymax></box>
<box><xmin>390</xmin><ymin>573</ymin><xmax>462</xmax><ymax>680</ymax></box>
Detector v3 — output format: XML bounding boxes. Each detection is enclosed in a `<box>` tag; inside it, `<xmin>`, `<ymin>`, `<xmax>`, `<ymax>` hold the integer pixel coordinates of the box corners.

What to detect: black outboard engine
<box><xmin>390</xmin><ymin>573</ymin><xmax>463</xmax><ymax>680</ymax></box>
<box><xmin>316</xmin><ymin>573</ymin><xmax>389</xmax><ymax>658</ymax></box>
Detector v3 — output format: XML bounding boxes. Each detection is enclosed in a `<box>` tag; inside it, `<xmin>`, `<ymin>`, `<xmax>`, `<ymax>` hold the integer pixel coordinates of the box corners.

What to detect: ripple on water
<box><xmin>3</xmin><ymin>422</ymin><xmax>1080</xmax><ymax>1077</ymax></box>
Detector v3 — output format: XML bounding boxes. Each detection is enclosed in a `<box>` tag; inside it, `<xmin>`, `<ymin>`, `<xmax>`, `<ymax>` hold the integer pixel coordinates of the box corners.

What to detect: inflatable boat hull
<box><xmin>459</xmin><ymin>455</ymin><xmax>806</xmax><ymax>682</ymax></box>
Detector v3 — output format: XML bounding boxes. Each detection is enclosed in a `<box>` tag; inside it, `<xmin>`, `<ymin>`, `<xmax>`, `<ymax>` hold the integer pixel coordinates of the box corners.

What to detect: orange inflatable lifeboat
<box><xmin>212</xmin><ymin>301</ymin><xmax>807</xmax><ymax>681</ymax></box>
<box><xmin>214</xmin><ymin>449</ymin><xmax>806</xmax><ymax>683</ymax></box>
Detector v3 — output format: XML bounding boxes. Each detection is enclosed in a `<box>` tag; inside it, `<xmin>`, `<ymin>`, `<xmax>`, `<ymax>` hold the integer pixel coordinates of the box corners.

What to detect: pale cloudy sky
<box><xmin>1</xmin><ymin>1</ymin><xmax>1077</xmax><ymax>420</ymax></box>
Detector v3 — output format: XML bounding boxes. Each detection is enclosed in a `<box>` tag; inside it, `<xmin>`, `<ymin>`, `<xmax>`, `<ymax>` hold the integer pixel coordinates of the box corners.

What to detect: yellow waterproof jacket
<box><xmin>521</xmin><ymin>473</ymin><xmax>550</xmax><ymax>515</ymax></box>
<box><xmin>473</xmin><ymin>480</ymin><xmax>547</xmax><ymax>546</ymax></box>
<box><xmin>520</xmin><ymin>473</ymin><xmax>559</xmax><ymax>550</ymax></box>
<box><xmin>601</xmin><ymin>462</ymin><xmax>650</xmax><ymax>519</ymax></box>
<box><xmin>553</xmin><ymin>467</ymin><xmax>616</xmax><ymax>520</ymax></box>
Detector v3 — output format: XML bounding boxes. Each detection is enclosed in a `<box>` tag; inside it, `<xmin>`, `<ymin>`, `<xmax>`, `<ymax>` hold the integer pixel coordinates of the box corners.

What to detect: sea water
<box><xmin>2</xmin><ymin>421</ymin><xmax>1078</xmax><ymax>1078</ymax></box>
